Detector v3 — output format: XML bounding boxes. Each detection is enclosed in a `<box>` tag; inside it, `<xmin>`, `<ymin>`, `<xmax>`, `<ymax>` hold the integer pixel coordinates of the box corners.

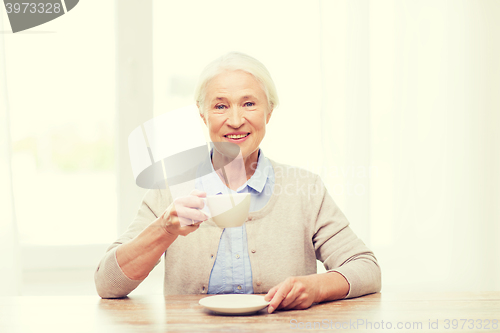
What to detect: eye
<box><xmin>215</xmin><ymin>104</ymin><xmax>227</xmax><ymax>110</ymax></box>
<box><xmin>244</xmin><ymin>102</ymin><xmax>255</xmax><ymax>107</ymax></box>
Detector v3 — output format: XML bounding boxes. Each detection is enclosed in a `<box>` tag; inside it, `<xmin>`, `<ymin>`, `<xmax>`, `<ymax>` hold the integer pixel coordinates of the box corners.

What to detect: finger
<box><xmin>174</xmin><ymin>196</ymin><xmax>206</xmax><ymax>210</ymax></box>
<box><xmin>178</xmin><ymin>216</ymin><xmax>193</xmax><ymax>226</ymax></box>
<box><xmin>268</xmin><ymin>280</ymin><xmax>294</xmax><ymax>314</ymax></box>
<box><xmin>175</xmin><ymin>206</ymin><xmax>209</xmax><ymax>222</ymax></box>
<box><xmin>189</xmin><ymin>189</ymin><xmax>207</xmax><ymax>198</ymax></box>
<box><xmin>178</xmin><ymin>216</ymin><xmax>206</xmax><ymax>226</ymax></box>
<box><xmin>264</xmin><ymin>284</ymin><xmax>281</xmax><ymax>302</ymax></box>
<box><xmin>177</xmin><ymin>222</ymin><xmax>201</xmax><ymax>236</ymax></box>
<box><xmin>283</xmin><ymin>299</ymin><xmax>308</xmax><ymax>311</ymax></box>
<box><xmin>277</xmin><ymin>283</ymin><xmax>301</xmax><ymax>310</ymax></box>
<box><xmin>282</xmin><ymin>290</ymin><xmax>308</xmax><ymax>310</ymax></box>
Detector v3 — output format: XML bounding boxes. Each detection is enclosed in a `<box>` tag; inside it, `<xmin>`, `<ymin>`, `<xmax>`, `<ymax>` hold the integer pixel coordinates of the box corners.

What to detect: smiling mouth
<box><xmin>224</xmin><ymin>133</ymin><xmax>250</xmax><ymax>139</ymax></box>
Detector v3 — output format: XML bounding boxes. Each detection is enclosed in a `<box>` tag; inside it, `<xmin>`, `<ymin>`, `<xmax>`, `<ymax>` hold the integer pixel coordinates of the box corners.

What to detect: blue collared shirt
<box><xmin>195</xmin><ymin>150</ymin><xmax>274</xmax><ymax>294</ymax></box>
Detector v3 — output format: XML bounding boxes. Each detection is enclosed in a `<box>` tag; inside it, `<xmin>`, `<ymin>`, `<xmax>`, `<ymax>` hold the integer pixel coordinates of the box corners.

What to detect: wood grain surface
<box><xmin>0</xmin><ymin>292</ymin><xmax>499</xmax><ymax>332</ymax></box>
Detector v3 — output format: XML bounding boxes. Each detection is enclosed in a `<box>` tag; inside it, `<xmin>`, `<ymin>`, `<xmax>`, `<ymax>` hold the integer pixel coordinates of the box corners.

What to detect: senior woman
<box><xmin>95</xmin><ymin>52</ymin><xmax>381</xmax><ymax>313</ymax></box>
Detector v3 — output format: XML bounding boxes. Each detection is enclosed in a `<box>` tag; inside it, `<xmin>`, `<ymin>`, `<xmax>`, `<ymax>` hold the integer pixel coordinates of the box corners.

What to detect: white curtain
<box><xmin>319</xmin><ymin>0</ymin><xmax>500</xmax><ymax>292</ymax></box>
<box><xmin>0</xmin><ymin>17</ymin><xmax>22</xmax><ymax>296</ymax></box>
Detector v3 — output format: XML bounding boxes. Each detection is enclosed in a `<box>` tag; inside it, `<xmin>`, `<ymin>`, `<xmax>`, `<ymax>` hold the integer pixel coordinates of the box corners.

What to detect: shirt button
<box><xmin>202</xmin><ymin>286</ymin><xmax>206</xmax><ymax>292</ymax></box>
<box><xmin>210</xmin><ymin>254</ymin><xmax>214</xmax><ymax>259</ymax></box>
<box><xmin>235</xmin><ymin>254</ymin><xmax>240</xmax><ymax>259</ymax></box>
<box><xmin>237</xmin><ymin>285</ymin><xmax>242</xmax><ymax>290</ymax></box>
<box><xmin>251</xmin><ymin>249</ymin><xmax>256</xmax><ymax>253</ymax></box>
<box><xmin>256</xmin><ymin>281</ymin><xmax>262</xmax><ymax>286</ymax></box>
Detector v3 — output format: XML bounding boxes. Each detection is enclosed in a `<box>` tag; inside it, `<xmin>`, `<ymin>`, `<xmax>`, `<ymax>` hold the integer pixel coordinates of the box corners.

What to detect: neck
<box><xmin>212</xmin><ymin>149</ymin><xmax>259</xmax><ymax>190</ymax></box>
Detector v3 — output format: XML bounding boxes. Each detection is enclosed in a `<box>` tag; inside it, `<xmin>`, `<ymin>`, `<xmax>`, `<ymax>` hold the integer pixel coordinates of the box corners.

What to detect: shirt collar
<box><xmin>198</xmin><ymin>149</ymin><xmax>270</xmax><ymax>195</ymax></box>
<box><xmin>246</xmin><ymin>150</ymin><xmax>271</xmax><ymax>193</ymax></box>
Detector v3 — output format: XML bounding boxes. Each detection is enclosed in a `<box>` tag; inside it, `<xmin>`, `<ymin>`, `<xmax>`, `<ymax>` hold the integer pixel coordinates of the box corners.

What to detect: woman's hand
<box><xmin>264</xmin><ymin>275</ymin><xmax>321</xmax><ymax>313</ymax></box>
<box><xmin>115</xmin><ymin>190</ymin><xmax>208</xmax><ymax>282</ymax></box>
<box><xmin>264</xmin><ymin>272</ymin><xmax>350</xmax><ymax>313</ymax></box>
<box><xmin>159</xmin><ymin>189</ymin><xmax>209</xmax><ymax>237</ymax></box>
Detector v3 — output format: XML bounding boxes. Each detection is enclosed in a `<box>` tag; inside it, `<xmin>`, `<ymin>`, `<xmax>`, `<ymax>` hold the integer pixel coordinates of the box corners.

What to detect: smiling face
<box><xmin>200</xmin><ymin>70</ymin><xmax>272</xmax><ymax>165</ymax></box>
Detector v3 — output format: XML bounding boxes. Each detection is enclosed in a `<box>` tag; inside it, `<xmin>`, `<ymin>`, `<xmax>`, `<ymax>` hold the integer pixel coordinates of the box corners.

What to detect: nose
<box><xmin>226</xmin><ymin>107</ymin><xmax>244</xmax><ymax>128</ymax></box>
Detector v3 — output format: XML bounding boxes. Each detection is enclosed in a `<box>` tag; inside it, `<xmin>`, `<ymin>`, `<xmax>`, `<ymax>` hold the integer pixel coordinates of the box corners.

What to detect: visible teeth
<box><xmin>226</xmin><ymin>134</ymin><xmax>248</xmax><ymax>139</ymax></box>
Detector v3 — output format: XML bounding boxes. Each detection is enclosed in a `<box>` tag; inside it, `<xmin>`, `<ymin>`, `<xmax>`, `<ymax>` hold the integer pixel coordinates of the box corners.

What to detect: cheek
<box><xmin>207</xmin><ymin>119</ymin><xmax>222</xmax><ymax>135</ymax></box>
<box><xmin>259</xmin><ymin>117</ymin><xmax>268</xmax><ymax>131</ymax></box>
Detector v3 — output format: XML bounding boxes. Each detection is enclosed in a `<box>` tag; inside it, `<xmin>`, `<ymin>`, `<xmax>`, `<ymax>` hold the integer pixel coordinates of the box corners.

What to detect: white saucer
<box><xmin>199</xmin><ymin>294</ymin><xmax>270</xmax><ymax>315</ymax></box>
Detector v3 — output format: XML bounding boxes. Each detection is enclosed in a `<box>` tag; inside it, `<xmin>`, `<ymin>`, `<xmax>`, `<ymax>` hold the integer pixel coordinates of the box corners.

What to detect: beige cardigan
<box><xmin>95</xmin><ymin>161</ymin><xmax>381</xmax><ymax>298</ymax></box>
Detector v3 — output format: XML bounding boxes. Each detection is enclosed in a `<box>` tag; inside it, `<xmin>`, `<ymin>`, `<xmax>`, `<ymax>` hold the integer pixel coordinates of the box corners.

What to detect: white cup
<box><xmin>203</xmin><ymin>193</ymin><xmax>251</xmax><ymax>228</ymax></box>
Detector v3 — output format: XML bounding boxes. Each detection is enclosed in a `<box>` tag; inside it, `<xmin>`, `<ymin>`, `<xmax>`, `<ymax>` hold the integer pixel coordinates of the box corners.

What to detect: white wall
<box><xmin>369</xmin><ymin>0</ymin><xmax>500</xmax><ymax>291</ymax></box>
<box><xmin>151</xmin><ymin>0</ymin><xmax>500</xmax><ymax>292</ymax></box>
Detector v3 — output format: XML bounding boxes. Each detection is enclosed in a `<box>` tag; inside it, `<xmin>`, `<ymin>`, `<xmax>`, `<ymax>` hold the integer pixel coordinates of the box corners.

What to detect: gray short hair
<box><xmin>194</xmin><ymin>52</ymin><xmax>279</xmax><ymax>114</ymax></box>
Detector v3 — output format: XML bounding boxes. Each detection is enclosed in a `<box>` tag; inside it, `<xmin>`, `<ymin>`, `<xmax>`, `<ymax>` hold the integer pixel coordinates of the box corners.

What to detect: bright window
<box><xmin>3</xmin><ymin>1</ymin><xmax>116</xmax><ymax>246</ymax></box>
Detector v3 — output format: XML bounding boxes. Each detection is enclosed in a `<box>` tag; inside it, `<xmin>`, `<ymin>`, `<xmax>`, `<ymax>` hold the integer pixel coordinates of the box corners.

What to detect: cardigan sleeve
<box><xmin>94</xmin><ymin>187</ymin><xmax>170</xmax><ymax>298</ymax></box>
<box><xmin>312</xmin><ymin>176</ymin><xmax>381</xmax><ymax>298</ymax></box>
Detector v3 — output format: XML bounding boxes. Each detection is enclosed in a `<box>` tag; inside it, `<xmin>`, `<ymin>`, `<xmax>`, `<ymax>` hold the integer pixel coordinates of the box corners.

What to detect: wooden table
<box><xmin>0</xmin><ymin>292</ymin><xmax>499</xmax><ymax>332</ymax></box>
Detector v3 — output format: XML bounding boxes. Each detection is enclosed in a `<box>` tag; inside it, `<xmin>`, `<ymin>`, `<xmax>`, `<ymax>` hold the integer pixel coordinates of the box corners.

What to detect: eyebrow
<box><xmin>211</xmin><ymin>95</ymin><xmax>258</xmax><ymax>103</ymax></box>
<box><xmin>240</xmin><ymin>95</ymin><xmax>256</xmax><ymax>100</ymax></box>
<box><xmin>213</xmin><ymin>97</ymin><xmax>228</xmax><ymax>102</ymax></box>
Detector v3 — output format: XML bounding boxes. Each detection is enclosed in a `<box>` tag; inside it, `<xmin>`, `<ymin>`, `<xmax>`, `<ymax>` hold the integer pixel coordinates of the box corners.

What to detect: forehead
<box><xmin>205</xmin><ymin>70</ymin><xmax>266</xmax><ymax>100</ymax></box>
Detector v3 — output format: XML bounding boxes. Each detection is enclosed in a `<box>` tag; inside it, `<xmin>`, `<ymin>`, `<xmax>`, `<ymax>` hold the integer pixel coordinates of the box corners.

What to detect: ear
<box><xmin>266</xmin><ymin>108</ymin><xmax>273</xmax><ymax>124</ymax></box>
<box><xmin>197</xmin><ymin>102</ymin><xmax>207</xmax><ymax>126</ymax></box>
